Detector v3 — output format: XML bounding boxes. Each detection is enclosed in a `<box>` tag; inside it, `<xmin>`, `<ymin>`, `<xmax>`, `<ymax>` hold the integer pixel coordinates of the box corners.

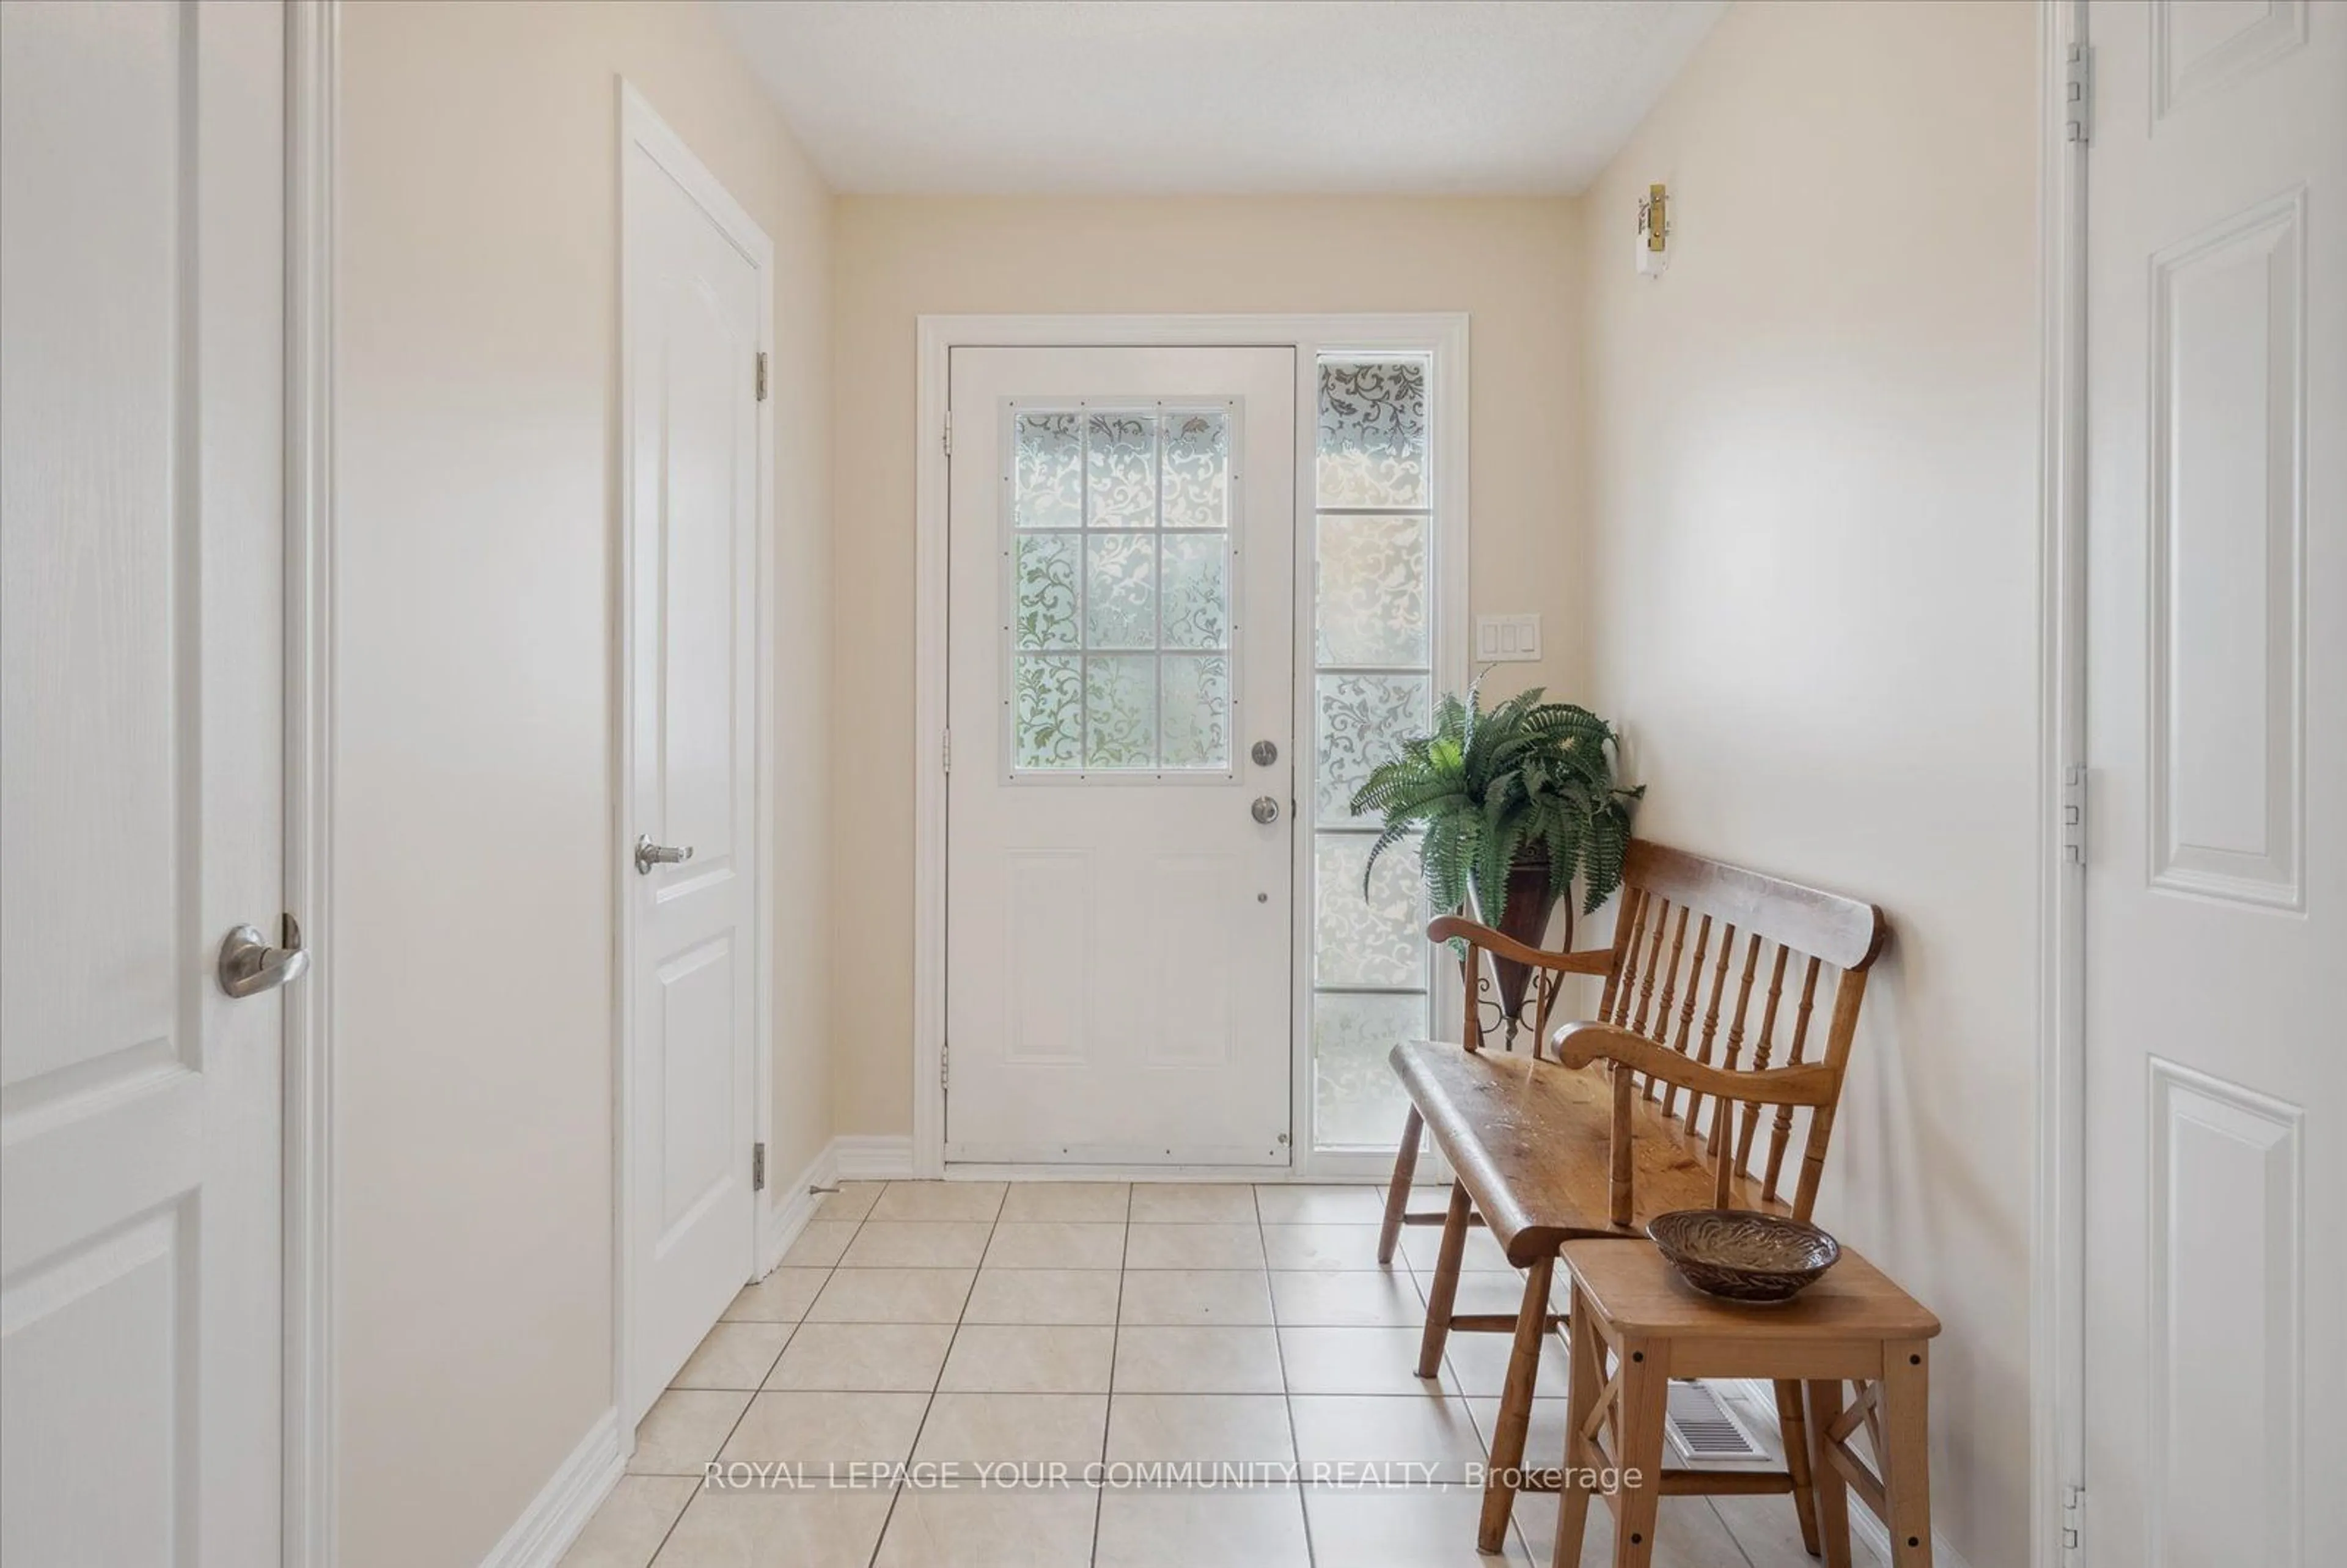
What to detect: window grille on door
<box><xmin>1004</xmin><ymin>403</ymin><xmax>1237</xmax><ymax>777</ymax></box>
<box><xmin>1309</xmin><ymin>357</ymin><xmax>1436</xmax><ymax>1150</ymax></box>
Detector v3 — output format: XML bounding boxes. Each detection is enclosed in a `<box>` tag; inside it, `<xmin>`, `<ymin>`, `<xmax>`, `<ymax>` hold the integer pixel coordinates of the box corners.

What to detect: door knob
<box><xmin>1251</xmin><ymin>796</ymin><xmax>1281</xmax><ymax>824</ymax></box>
<box><xmin>218</xmin><ymin>915</ymin><xmax>310</xmax><ymax>998</ymax></box>
<box><xmin>634</xmin><ymin>836</ymin><xmax>694</xmax><ymax>875</ymax></box>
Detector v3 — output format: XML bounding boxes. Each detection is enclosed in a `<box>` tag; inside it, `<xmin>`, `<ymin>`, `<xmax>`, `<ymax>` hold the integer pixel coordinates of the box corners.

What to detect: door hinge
<box><xmin>940</xmin><ymin>1041</ymin><xmax>950</xmax><ymax>1095</ymax></box>
<box><xmin>2061</xmin><ymin>764</ymin><xmax>2087</xmax><ymax>865</ymax></box>
<box><xmin>754</xmin><ymin>351</ymin><xmax>769</xmax><ymax>401</ymax></box>
<box><xmin>2061</xmin><ymin>1482</ymin><xmax>2083</xmax><ymax>1553</ymax></box>
<box><xmin>942</xmin><ymin>410</ymin><xmax>953</xmax><ymax>456</ymax></box>
<box><xmin>752</xmin><ymin>1141</ymin><xmax>766</xmax><ymax>1192</ymax></box>
<box><xmin>2065</xmin><ymin>44</ymin><xmax>2093</xmax><ymax>145</ymax></box>
<box><xmin>942</xmin><ymin>727</ymin><xmax>952</xmax><ymax>774</ymax></box>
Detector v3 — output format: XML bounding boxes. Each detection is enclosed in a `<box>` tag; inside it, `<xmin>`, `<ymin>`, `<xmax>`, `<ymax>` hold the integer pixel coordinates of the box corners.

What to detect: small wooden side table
<box><xmin>1552</xmin><ymin>1238</ymin><xmax>1942</xmax><ymax>1568</ymax></box>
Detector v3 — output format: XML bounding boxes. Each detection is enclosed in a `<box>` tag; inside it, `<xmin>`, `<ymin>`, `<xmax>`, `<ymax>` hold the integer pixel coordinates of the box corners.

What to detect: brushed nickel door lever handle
<box><xmin>218</xmin><ymin>914</ymin><xmax>310</xmax><ymax>998</ymax></box>
<box><xmin>634</xmin><ymin>836</ymin><xmax>694</xmax><ymax>874</ymax></box>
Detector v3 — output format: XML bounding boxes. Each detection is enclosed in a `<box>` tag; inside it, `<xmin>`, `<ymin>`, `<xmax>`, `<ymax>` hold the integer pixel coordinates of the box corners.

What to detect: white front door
<box><xmin>622</xmin><ymin>120</ymin><xmax>764</xmax><ymax>1409</ymax></box>
<box><xmin>2081</xmin><ymin>2</ymin><xmax>2343</xmax><ymax>1563</ymax></box>
<box><xmin>946</xmin><ymin>346</ymin><xmax>1297</xmax><ymax>1165</ymax></box>
<box><xmin>1</xmin><ymin>2</ymin><xmax>287</xmax><ymax>1563</ymax></box>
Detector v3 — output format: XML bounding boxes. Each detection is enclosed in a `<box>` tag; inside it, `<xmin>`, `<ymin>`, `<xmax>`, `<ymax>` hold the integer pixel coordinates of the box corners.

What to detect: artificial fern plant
<box><xmin>1349</xmin><ymin>680</ymin><xmax>1642</xmax><ymax>946</ymax></box>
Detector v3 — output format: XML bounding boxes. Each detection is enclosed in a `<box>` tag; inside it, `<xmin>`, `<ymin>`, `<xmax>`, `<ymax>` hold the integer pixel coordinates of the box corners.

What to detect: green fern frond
<box><xmin>1339</xmin><ymin>671</ymin><xmax>1642</xmax><ymax>934</ymax></box>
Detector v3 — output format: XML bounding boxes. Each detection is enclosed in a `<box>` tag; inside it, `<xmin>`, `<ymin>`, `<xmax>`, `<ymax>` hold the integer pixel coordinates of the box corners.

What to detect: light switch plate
<box><xmin>1475</xmin><ymin>613</ymin><xmax>1543</xmax><ymax>663</ymax></box>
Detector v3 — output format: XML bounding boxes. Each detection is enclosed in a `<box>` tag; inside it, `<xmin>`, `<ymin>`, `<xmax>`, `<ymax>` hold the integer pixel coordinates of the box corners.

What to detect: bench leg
<box><xmin>1378</xmin><ymin>1105</ymin><xmax>1423</xmax><ymax>1266</ymax></box>
<box><xmin>1414</xmin><ymin>1180</ymin><xmax>1473</xmax><ymax>1379</ymax></box>
<box><xmin>1610</xmin><ymin>1335</ymin><xmax>1670</xmax><ymax>1568</ymax></box>
<box><xmin>1477</xmin><ymin>1252</ymin><xmax>1555</xmax><ymax>1553</ymax></box>
<box><xmin>1776</xmin><ymin>1377</ymin><xmax>1823</xmax><ymax>1555</ymax></box>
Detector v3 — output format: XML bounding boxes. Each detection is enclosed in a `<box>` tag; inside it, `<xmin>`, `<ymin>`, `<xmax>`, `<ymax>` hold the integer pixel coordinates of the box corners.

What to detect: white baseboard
<box><xmin>476</xmin><ymin>1407</ymin><xmax>623</xmax><ymax>1568</ymax></box>
<box><xmin>833</xmin><ymin>1134</ymin><xmax>915</xmax><ymax>1181</ymax></box>
<box><xmin>755</xmin><ymin>1137</ymin><xmax>914</xmax><ymax>1273</ymax></box>
<box><xmin>494</xmin><ymin>1136</ymin><xmax>902</xmax><ymax>1568</ymax></box>
<box><xmin>1723</xmin><ymin>1380</ymin><xmax>1973</xmax><ymax>1568</ymax></box>
<box><xmin>758</xmin><ymin>1139</ymin><xmax>842</xmax><ymax>1274</ymax></box>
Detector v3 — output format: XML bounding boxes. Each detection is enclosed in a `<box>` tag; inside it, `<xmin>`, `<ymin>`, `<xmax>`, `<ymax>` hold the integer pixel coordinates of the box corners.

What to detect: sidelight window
<box><xmin>1309</xmin><ymin>358</ymin><xmax>1436</xmax><ymax>1150</ymax></box>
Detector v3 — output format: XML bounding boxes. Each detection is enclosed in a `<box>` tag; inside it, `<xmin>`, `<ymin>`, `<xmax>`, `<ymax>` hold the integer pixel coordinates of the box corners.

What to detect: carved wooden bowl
<box><xmin>1645</xmin><ymin>1210</ymin><xmax>1842</xmax><ymax>1303</ymax></box>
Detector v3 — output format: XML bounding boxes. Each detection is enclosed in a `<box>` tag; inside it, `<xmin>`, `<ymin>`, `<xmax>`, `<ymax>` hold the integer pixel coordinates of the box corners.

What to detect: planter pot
<box><xmin>1477</xmin><ymin>853</ymin><xmax>1566</xmax><ymax>1024</ymax></box>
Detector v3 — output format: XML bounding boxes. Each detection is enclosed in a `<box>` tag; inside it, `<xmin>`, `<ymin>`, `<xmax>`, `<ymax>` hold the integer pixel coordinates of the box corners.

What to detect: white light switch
<box><xmin>1475</xmin><ymin>614</ymin><xmax>1543</xmax><ymax>663</ymax></box>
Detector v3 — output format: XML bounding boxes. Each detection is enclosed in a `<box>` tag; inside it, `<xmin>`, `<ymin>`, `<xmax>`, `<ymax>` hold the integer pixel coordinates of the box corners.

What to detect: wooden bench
<box><xmin>1375</xmin><ymin>840</ymin><xmax>1890</xmax><ymax>1553</ymax></box>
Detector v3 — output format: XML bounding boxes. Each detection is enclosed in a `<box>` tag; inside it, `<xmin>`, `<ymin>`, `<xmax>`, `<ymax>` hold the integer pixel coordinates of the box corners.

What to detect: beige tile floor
<box><xmin>561</xmin><ymin>1181</ymin><xmax>1884</xmax><ymax>1568</ymax></box>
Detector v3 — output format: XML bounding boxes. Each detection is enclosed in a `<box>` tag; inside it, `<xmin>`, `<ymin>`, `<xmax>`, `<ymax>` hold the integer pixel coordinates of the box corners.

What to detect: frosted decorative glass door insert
<box><xmin>1311</xmin><ymin>358</ymin><xmax>1436</xmax><ymax>1149</ymax></box>
<box><xmin>1007</xmin><ymin>405</ymin><xmax>1235</xmax><ymax>775</ymax></box>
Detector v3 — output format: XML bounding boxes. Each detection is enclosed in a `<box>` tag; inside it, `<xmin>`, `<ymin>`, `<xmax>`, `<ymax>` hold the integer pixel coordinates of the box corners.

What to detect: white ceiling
<box><xmin>714</xmin><ymin>0</ymin><xmax>1725</xmax><ymax>196</ymax></box>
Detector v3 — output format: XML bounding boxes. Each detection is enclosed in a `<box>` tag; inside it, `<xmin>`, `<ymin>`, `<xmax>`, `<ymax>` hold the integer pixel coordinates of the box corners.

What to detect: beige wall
<box><xmin>329</xmin><ymin>2</ymin><xmax>2042</xmax><ymax>1558</ymax></box>
<box><xmin>336</xmin><ymin>4</ymin><xmax>830</xmax><ymax>1563</ymax></box>
<box><xmin>830</xmin><ymin>196</ymin><xmax>1587</xmax><ymax>1136</ymax></box>
<box><xmin>1580</xmin><ymin>2</ymin><xmax>2040</xmax><ymax>1562</ymax></box>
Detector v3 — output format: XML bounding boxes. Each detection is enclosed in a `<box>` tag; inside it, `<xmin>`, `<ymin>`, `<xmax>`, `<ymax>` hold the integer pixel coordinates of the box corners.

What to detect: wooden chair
<box><xmin>1552</xmin><ymin>1237</ymin><xmax>1941</xmax><ymax>1567</ymax></box>
<box><xmin>1376</xmin><ymin>840</ymin><xmax>1889</xmax><ymax>1553</ymax></box>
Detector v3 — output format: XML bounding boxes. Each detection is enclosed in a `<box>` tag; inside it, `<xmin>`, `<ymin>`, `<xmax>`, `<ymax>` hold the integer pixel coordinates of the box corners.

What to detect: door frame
<box><xmin>613</xmin><ymin>81</ymin><xmax>778</xmax><ymax>1435</ymax></box>
<box><xmin>2033</xmin><ymin>2</ymin><xmax>2089</xmax><ymax>1566</ymax></box>
<box><xmin>285</xmin><ymin>3</ymin><xmax>339</xmax><ymax>1563</ymax></box>
<box><xmin>913</xmin><ymin>313</ymin><xmax>1471</xmax><ymax>1182</ymax></box>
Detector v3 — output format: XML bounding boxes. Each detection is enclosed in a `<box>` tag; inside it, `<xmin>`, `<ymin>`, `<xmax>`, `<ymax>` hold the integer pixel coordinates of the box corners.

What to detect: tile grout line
<box><xmin>1418</xmin><ymin>1242</ymin><xmax>1541</xmax><ymax>1559</ymax></box>
<box><xmin>1700</xmin><ymin>1388</ymin><xmax>1812</xmax><ymax>1568</ymax></box>
<box><xmin>1088</xmin><ymin>1180</ymin><xmax>1134</xmax><ymax>1567</ymax></box>
<box><xmin>861</xmin><ymin>1181</ymin><xmax>1005</xmax><ymax>1568</ymax></box>
<box><xmin>644</xmin><ymin>1188</ymin><xmax>865</xmax><ymax>1566</ymax></box>
<box><xmin>1400</xmin><ymin>1204</ymin><xmax>1522</xmax><ymax>1544</ymax></box>
<box><xmin>1709</xmin><ymin>1492</ymin><xmax>1767</xmax><ymax>1568</ymax></box>
<box><xmin>657</xmin><ymin>1185</ymin><xmax>1790</xmax><ymax>1568</ymax></box>
<box><xmin>1257</xmin><ymin>1184</ymin><xmax>1318</xmax><ymax>1568</ymax></box>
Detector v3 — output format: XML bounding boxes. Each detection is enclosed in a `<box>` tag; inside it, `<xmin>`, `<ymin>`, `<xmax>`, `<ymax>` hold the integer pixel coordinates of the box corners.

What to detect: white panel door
<box><xmin>2082</xmin><ymin>4</ymin><xmax>2343</xmax><ymax>1564</ymax></box>
<box><xmin>623</xmin><ymin>133</ymin><xmax>762</xmax><ymax>1406</ymax></box>
<box><xmin>0</xmin><ymin>3</ymin><xmax>286</xmax><ymax>1564</ymax></box>
<box><xmin>947</xmin><ymin>346</ymin><xmax>1296</xmax><ymax>1165</ymax></box>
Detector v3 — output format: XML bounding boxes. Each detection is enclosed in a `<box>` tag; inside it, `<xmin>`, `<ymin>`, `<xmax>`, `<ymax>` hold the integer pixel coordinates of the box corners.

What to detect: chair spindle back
<box><xmin>1585</xmin><ymin>843</ymin><xmax>1888</xmax><ymax>1222</ymax></box>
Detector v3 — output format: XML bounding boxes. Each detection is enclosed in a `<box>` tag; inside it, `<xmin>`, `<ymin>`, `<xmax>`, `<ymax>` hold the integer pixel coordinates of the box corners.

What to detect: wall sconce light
<box><xmin>1636</xmin><ymin>183</ymin><xmax>1670</xmax><ymax>279</ymax></box>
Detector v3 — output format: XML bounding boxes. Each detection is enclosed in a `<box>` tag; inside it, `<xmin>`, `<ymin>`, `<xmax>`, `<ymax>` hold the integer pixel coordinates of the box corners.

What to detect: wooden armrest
<box><xmin>1423</xmin><ymin>915</ymin><xmax>1614</xmax><ymax>975</ymax></box>
<box><xmin>1550</xmin><ymin>1020</ymin><xmax>1838</xmax><ymax>1108</ymax></box>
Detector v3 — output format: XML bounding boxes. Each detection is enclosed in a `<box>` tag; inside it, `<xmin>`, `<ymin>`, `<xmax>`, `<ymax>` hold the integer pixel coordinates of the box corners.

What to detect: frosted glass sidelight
<box><xmin>1316</xmin><ymin>513</ymin><xmax>1429</xmax><ymax>668</ymax></box>
<box><xmin>1016</xmin><ymin>412</ymin><xmax>1083</xmax><ymax>529</ymax></box>
<box><xmin>1317</xmin><ymin>361</ymin><xmax>1427</xmax><ymax>510</ymax></box>
<box><xmin>1013</xmin><ymin>656</ymin><xmax>1084</xmax><ymax>768</ymax></box>
<box><xmin>1160</xmin><ymin>532</ymin><xmax>1230</xmax><ymax>650</ymax></box>
<box><xmin>1314</xmin><ymin>833</ymin><xmax>1427</xmax><ymax>989</ymax></box>
<box><xmin>1162</xmin><ymin>410</ymin><xmax>1229</xmax><ymax>528</ymax></box>
<box><xmin>1315</xmin><ymin>673</ymin><xmax>1431</xmax><ymax>825</ymax></box>
<box><xmin>1309</xmin><ymin>355</ymin><xmax>1438</xmax><ymax>1152</ymax></box>
<box><xmin>1085</xmin><ymin>532</ymin><xmax>1156</xmax><ymax>650</ymax></box>
<box><xmin>1087</xmin><ymin>411</ymin><xmax>1157</xmax><ymax>528</ymax></box>
<box><xmin>1014</xmin><ymin>533</ymin><xmax>1081</xmax><ymax>651</ymax></box>
<box><xmin>1160</xmin><ymin>655</ymin><xmax>1230</xmax><ymax>769</ymax></box>
<box><xmin>1313</xmin><ymin>993</ymin><xmax>1429</xmax><ymax>1149</ymax></box>
<box><xmin>1084</xmin><ymin>655</ymin><xmax>1156</xmax><ymax>768</ymax></box>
